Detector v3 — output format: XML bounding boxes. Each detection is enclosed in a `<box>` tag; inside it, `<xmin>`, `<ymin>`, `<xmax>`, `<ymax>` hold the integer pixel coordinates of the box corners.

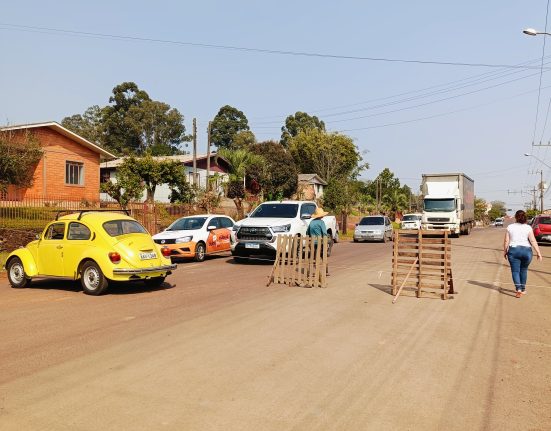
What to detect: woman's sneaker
<box><xmin>515</xmin><ymin>291</ymin><xmax>522</xmax><ymax>298</ymax></box>
<box><xmin>521</xmin><ymin>290</ymin><xmax>527</xmax><ymax>295</ymax></box>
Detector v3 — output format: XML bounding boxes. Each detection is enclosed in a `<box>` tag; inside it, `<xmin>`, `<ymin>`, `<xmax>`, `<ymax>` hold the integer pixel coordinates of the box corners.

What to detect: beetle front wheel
<box><xmin>80</xmin><ymin>261</ymin><xmax>108</xmax><ymax>295</ymax></box>
<box><xmin>7</xmin><ymin>257</ymin><xmax>31</xmax><ymax>288</ymax></box>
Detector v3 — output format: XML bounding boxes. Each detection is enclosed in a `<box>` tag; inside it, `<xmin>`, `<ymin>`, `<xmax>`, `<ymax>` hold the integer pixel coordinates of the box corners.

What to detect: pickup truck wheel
<box><xmin>7</xmin><ymin>257</ymin><xmax>31</xmax><ymax>288</ymax></box>
<box><xmin>326</xmin><ymin>237</ymin><xmax>334</xmax><ymax>257</ymax></box>
<box><xmin>80</xmin><ymin>261</ymin><xmax>108</xmax><ymax>296</ymax></box>
<box><xmin>195</xmin><ymin>242</ymin><xmax>206</xmax><ymax>262</ymax></box>
<box><xmin>144</xmin><ymin>277</ymin><xmax>165</xmax><ymax>289</ymax></box>
<box><xmin>333</xmin><ymin>232</ymin><xmax>339</xmax><ymax>243</ymax></box>
<box><xmin>382</xmin><ymin>234</ymin><xmax>387</xmax><ymax>243</ymax></box>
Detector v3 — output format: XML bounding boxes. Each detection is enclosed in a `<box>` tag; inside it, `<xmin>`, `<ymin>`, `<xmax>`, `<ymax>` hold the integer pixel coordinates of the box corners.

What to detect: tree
<box><xmin>61</xmin><ymin>105</ymin><xmax>106</xmax><ymax>146</ymax></box>
<box><xmin>100</xmin><ymin>160</ymin><xmax>144</xmax><ymax>208</ymax></box>
<box><xmin>0</xmin><ymin>131</ymin><xmax>43</xmax><ymax>193</ymax></box>
<box><xmin>217</xmin><ymin>148</ymin><xmax>264</xmax><ymax>218</ymax></box>
<box><xmin>102</xmin><ymin>82</ymin><xmax>151</xmax><ymax>155</ymax></box>
<box><xmin>288</xmin><ymin>129</ymin><xmax>365</xmax><ymax>183</ymax></box>
<box><xmin>210</xmin><ymin>105</ymin><xmax>250</xmax><ymax>149</ymax></box>
<box><xmin>232</xmin><ymin>130</ymin><xmax>256</xmax><ymax>149</ymax></box>
<box><xmin>249</xmin><ymin>141</ymin><xmax>298</xmax><ymax>199</ymax></box>
<box><xmin>62</xmin><ymin>82</ymin><xmax>188</xmax><ymax>156</ymax></box>
<box><xmin>167</xmin><ymin>169</ymin><xmax>195</xmax><ymax>204</ymax></box>
<box><xmin>125</xmin><ymin>100</ymin><xmax>188</xmax><ymax>155</ymax></box>
<box><xmin>382</xmin><ymin>189</ymin><xmax>409</xmax><ymax>217</ymax></box>
<box><xmin>280</xmin><ymin>112</ymin><xmax>325</xmax><ymax>148</ymax></box>
<box><xmin>323</xmin><ymin>178</ymin><xmax>362</xmax><ymax>214</ymax></box>
<box><xmin>488</xmin><ymin>200</ymin><xmax>506</xmax><ymax>220</ymax></box>
<box><xmin>474</xmin><ymin>197</ymin><xmax>488</xmax><ymax>222</ymax></box>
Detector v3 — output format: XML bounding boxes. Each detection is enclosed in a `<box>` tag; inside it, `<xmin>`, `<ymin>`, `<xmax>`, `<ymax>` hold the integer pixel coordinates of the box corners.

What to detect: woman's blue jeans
<box><xmin>507</xmin><ymin>246</ymin><xmax>533</xmax><ymax>292</ymax></box>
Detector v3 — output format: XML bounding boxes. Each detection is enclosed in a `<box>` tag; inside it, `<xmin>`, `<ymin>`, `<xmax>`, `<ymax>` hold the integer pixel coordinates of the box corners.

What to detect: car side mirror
<box><xmin>35</xmin><ymin>234</ymin><xmax>41</xmax><ymax>240</ymax></box>
<box><xmin>245</xmin><ymin>213</ymin><xmax>250</xmax><ymax>217</ymax></box>
<box><xmin>355</xmin><ymin>223</ymin><xmax>358</xmax><ymax>227</ymax></box>
<box><xmin>207</xmin><ymin>225</ymin><xmax>216</xmax><ymax>231</ymax></box>
<box><xmin>301</xmin><ymin>214</ymin><xmax>312</xmax><ymax>220</ymax></box>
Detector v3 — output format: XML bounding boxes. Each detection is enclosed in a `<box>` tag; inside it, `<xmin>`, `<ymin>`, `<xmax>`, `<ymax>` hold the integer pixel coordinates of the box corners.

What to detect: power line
<box><xmin>1</xmin><ymin>22</ymin><xmax>551</xmax><ymax>70</ymax></box>
<box><xmin>251</xmin><ymin>55</ymin><xmax>551</xmax><ymax>123</ymax></box>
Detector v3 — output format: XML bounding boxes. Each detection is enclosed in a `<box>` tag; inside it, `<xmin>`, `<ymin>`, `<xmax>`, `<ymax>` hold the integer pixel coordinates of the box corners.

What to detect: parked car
<box><xmin>494</xmin><ymin>217</ymin><xmax>504</xmax><ymax>227</ymax></box>
<box><xmin>353</xmin><ymin>215</ymin><xmax>393</xmax><ymax>243</ymax></box>
<box><xmin>531</xmin><ymin>214</ymin><xmax>551</xmax><ymax>243</ymax></box>
<box><xmin>152</xmin><ymin>214</ymin><xmax>235</xmax><ymax>262</ymax></box>
<box><xmin>4</xmin><ymin>210</ymin><xmax>176</xmax><ymax>295</ymax></box>
<box><xmin>231</xmin><ymin>201</ymin><xmax>338</xmax><ymax>263</ymax></box>
<box><xmin>401</xmin><ymin>213</ymin><xmax>423</xmax><ymax>230</ymax></box>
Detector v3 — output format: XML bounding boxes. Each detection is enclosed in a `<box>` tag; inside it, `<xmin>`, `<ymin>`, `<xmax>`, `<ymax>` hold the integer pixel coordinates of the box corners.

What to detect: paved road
<box><xmin>1</xmin><ymin>227</ymin><xmax>550</xmax><ymax>430</ymax></box>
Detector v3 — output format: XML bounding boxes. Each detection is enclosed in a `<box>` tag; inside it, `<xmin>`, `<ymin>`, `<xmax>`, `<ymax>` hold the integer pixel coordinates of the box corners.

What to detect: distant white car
<box><xmin>494</xmin><ymin>217</ymin><xmax>504</xmax><ymax>227</ymax></box>
<box><xmin>401</xmin><ymin>213</ymin><xmax>423</xmax><ymax>230</ymax></box>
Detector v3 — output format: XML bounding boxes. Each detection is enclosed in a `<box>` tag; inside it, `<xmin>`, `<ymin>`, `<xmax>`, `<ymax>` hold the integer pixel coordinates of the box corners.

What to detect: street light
<box><xmin>524</xmin><ymin>153</ymin><xmax>547</xmax><ymax>212</ymax></box>
<box><xmin>523</xmin><ymin>28</ymin><xmax>551</xmax><ymax>36</ymax></box>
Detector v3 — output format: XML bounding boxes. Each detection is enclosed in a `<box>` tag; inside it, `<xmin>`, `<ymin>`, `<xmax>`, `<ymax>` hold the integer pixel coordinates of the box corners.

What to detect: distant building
<box><xmin>0</xmin><ymin>122</ymin><xmax>115</xmax><ymax>201</ymax></box>
<box><xmin>100</xmin><ymin>154</ymin><xmax>230</xmax><ymax>202</ymax></box>
<box><xmin>296</xmin><ymin>174</ymin><xmax>327</xmax><ymax>200</ymax></box>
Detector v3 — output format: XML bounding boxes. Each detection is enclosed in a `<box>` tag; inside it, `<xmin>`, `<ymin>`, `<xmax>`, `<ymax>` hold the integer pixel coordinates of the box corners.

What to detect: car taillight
<box><xmin>161</xmin><ymin>246</ymin><xmax>171</xmax><ymax>257</ymax></box>
<box><xmin>108</xmin><ymin>252</ymin><xmax>121</xmax><ymax>263</ymax></box>
<box><xmin>534</xmin><ymin>225</ymin><xmax>540</xmax><ymax>234</ymax></box>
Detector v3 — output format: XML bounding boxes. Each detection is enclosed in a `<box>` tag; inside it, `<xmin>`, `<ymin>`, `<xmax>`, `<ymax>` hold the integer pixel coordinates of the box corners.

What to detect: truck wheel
<box><xmin>80</xmin><ymin>261</ymin><xmax>108</xmax><ymax>295</ymax></box>
<box><xmin>195</xmin><ymin>242</ymin><xmax>206</xmax><ymax>262</ymax></box>
<box><xmin>326</xmin><ymin>237</ymin><xmax>334</xmax><ymax>257</ymax></box>
<box><xmin>7</xmin><ymin>257</ymin><xmax>32</xmax><ymax>288</ymax></box>
<box><xmin>333</xmin><ymin>231</ymin><xmax>339</xmax><ymax>243</ymax></box>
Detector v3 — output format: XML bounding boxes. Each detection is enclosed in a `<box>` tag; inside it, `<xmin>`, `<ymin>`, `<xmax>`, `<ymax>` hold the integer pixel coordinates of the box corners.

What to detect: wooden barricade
<box><xmin>391</xmin><ymin>230</ymin><xmax>454</xmax><ymax>301</ymax></box>
<box><xmin>267</xmin><ymin>235</ymin><xmax>328</xmax><ymax>288</ymax></box>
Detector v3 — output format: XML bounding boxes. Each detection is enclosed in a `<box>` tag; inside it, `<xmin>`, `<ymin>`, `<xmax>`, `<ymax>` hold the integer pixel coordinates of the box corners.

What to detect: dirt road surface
<box><xmin>1</xmin><ymin>227</ymin><xmax>550</xmax><ymax>430</ymax></box>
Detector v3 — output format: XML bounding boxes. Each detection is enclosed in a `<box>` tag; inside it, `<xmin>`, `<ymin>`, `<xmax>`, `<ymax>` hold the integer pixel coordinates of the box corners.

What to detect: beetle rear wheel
<box><xmin>80</xmin><ymin>261</ymin><xmax>108</xmax><ymax>295</ymax></box>
<box><xmin>7</xmin><ymin>257</ymin><xmax>31</xmax><ymax>288</ymax></box>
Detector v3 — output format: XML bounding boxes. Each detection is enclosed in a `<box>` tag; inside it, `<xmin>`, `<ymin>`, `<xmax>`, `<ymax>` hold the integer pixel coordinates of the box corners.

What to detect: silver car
<box><xmin>353</xmin><ymin>215</ymin><xmax>393</xmax><ymax>243</ymax></box>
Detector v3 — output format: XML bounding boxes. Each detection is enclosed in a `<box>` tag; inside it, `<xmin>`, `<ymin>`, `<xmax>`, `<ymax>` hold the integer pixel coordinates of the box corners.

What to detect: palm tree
<box><xmin>218</xmin><ymin>148</ymin><xmax>264</xmax><ymax>218</ymax></box>
<box><xmin>382</xmin><ymin>189</ymin><xmax>409</xmax><ymax>217</ymax></box>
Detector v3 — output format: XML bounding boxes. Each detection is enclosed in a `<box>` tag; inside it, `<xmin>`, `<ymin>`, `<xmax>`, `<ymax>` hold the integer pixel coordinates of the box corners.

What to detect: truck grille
<box><xmin>237</xmin><ymin>226</ymin><xmax>273</xmax><ymax>241</ymax></box>
<box><xmin>427</xmin><ymin>217</ymin><xmax>450</xmax><ymax>222</ymax></box>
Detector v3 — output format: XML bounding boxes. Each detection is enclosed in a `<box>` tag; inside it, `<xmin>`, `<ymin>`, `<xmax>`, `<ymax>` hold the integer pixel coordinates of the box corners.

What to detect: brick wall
<box><xmin>7</xmin><ymin>127</ymin><xmax>101</xmax><ymax>201</ymax></box>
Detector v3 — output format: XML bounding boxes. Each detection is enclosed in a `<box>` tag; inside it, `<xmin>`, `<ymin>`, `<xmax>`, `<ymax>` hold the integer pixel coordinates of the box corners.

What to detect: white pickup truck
<box><xmin>231</xmin><ymin>200</ymin><xmax>339</xmax><ymax>263</ymax></box>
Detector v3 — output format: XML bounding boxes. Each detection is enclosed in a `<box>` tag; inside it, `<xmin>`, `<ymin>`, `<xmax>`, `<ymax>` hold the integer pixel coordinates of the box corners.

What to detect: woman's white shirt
<box><xmin>507</xmin><ymin>223</ymin><xmax>532</xmax><ymax>247</ymax></box>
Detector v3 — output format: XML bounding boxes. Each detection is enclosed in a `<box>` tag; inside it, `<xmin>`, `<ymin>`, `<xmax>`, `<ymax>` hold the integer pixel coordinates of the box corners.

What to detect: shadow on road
<box><xmin>21</xmin><ymin>278</ymin><xmax>174</xmax><ymax>295</ymax></box>
<box><xmin>467</xmin><ymin>280</ymin><xmax>516</xmax><ymax>297</ymax></box>
<box><xmin>369</xmin><ymin>283</ymin><xmax>392</xmax><ymax>295</ymax></box>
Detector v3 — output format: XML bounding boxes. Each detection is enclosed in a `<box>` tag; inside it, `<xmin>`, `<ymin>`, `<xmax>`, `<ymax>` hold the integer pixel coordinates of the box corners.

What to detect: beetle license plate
<box><xmin>245</xmin><ymin>243</ymin><xmax>260</xmax><ymax>249</ymax></box>
<box><xmin>140</xmin><ymin>251</ymin><xmax>157</xmax><ymax>260</ymax></box>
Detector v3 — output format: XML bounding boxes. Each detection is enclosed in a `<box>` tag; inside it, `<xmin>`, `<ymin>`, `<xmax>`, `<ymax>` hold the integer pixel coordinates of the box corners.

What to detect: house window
<box><xmin>66</xmin><ymin>161</ymin><xmax>84</xmax><ymax>185</ymax></box>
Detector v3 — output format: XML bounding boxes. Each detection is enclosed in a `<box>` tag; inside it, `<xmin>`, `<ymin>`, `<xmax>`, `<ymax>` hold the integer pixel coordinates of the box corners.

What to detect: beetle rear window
<box><xmin>103</xmin><ymin>220</ymin><xmax>147</xmax><ymax>236</ymax></box>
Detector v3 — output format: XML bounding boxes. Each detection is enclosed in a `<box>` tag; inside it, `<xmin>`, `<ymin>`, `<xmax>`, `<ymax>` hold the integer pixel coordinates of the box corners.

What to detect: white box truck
<box><xmin>420</xmin><ymin>173</ymin><xmax>475</xmax><ymax>236</ymax></box>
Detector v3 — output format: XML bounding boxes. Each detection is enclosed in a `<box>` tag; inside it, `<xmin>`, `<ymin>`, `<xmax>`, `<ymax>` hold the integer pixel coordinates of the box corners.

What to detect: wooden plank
<box><xmin>287</xmin><ymin>235</ymin><xmax>296</xmax><ymax>287</ymax></box>
<box><xmin>393</xmin><ymin>257</ymin><xmax>418</xmax><ymax>303</ymax></box>
<box><xmin>297</xmin><ymin>236</ymin><xmax>304</xmax><ymax>286</ymax></box>
<box><xmin>392</xmin><ymin>230</ymin><xmax>399</xmax><ymax>295</ymax></box>
<box><xmin>417</xmin><ymin>230</ymin><xmax>423</xmax><ymax>298</ymax></box>
<box><xmin>320</xmin><ymin>236</ymin><xmax>328</xmax><ymax>288</ymax></box>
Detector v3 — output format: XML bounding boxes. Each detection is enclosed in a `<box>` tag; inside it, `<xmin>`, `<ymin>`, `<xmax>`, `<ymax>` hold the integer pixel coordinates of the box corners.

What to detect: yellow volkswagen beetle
<box><xmin>4</xmin><ymin>210</ymin><xmax>176</xmax><ymax>295</ymax></box>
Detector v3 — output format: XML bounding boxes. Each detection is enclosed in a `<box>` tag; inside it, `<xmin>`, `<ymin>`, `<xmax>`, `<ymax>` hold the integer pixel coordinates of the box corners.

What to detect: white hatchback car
<box><xmin>152</xmin><ymin>214</ymin><xmax>235</xmax><ymax>262</ymax></box>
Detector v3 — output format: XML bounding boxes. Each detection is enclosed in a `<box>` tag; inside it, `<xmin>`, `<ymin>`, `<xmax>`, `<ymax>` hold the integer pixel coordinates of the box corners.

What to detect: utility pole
<box><xmin>540</xmin><ymin>170</ymin><xmax>544</xmax><ymax>213</ymax></box>
<box><xmin>192</xmin><ymin>118</ymin><xmax>197</xmax><ymax>186</ymax></box>
<box><xmin>206</xmin><ymin>121</ymin><xmax>211</xmax><ymax>192</ymax></box>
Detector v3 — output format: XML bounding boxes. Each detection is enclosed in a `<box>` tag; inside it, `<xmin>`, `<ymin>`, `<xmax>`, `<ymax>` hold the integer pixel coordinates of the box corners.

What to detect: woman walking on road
<box><xmin>503</xmin><ymin>210</ymin><xmax>543</xmax><ymax>298</ymax></box>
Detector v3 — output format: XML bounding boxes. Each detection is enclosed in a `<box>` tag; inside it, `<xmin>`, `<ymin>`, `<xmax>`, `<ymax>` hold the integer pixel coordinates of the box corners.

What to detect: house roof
<box><xmin>298</xmin><ymin>173</ymin><xmax>327</xmax><ymax>186</ymax></box>
<box><xmin>101</xmin><ymin>153</ymin><xmax>226</xmax><ymax>169</ymax></box>
<box><xmin>0</xmin><ymin>121</ymin><xmax>116</xmax><ymax>160</ymax></box>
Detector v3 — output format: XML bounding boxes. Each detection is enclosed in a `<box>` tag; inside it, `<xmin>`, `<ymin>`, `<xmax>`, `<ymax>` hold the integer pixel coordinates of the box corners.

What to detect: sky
<box><xmin>2</xmin><ymin>1</ymin><xmax>551</xmax><ymax>211</ymax></box>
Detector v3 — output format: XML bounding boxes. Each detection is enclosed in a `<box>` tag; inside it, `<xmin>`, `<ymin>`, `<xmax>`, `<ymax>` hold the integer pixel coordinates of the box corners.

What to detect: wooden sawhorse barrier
<box><xmin>267</xmin><ymin>235</ymin><xmax>328</xmax><ymax>288</ymax></box>
<box><xmin>392</xmin><ymin>229</ymin><xmax>454</xmax><ymax>301</ymax></box>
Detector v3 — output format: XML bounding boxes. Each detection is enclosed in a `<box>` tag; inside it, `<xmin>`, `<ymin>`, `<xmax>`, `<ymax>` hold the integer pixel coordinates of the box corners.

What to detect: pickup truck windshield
<box><xmin>402</xmin><ymin>215</ymin><xmax>421</xmax><ymax>221</ymax></box>
<box><xmin>250</xmin><ymin>204</ymin><xmax>299</xmax><ymax>218</ymax></box>
<box><xmin>424</xmin><ymin>198</ymin><xmax>455</xmax><ymax>212</ymax></box>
